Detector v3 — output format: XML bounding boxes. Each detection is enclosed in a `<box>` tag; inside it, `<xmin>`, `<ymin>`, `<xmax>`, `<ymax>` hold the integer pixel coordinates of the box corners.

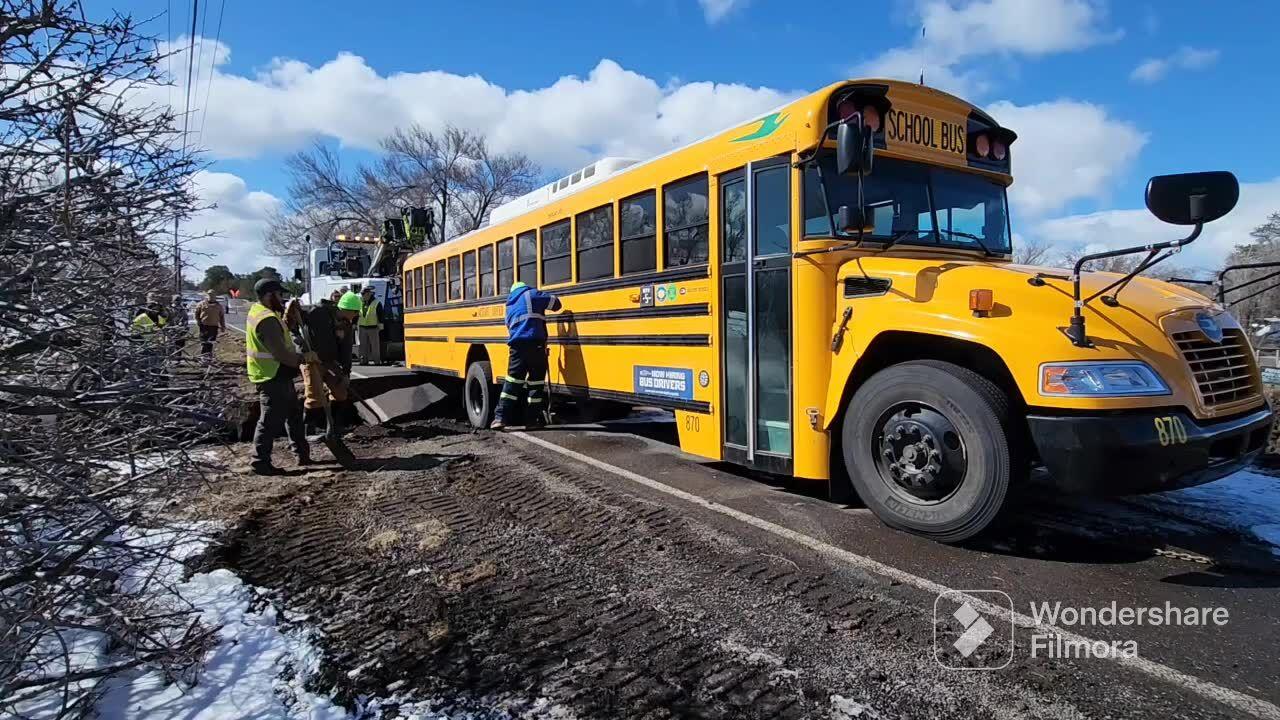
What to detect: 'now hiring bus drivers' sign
<box><xmin>635</xmin><ymin>366</ymin><xmax>695</xmax><ymax>401</ymax></box>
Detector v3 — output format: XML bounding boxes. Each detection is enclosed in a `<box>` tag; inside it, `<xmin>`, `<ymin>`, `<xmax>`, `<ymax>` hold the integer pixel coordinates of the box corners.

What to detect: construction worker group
<box><xmin>245</xmin><ymin>278</ymin><xmax>363</xmax><ymax>475</ymax></box>
<box><xmin>242</xmin><ymin>276</ymin><xmax>561</xmax><ymax>472</ymax></box>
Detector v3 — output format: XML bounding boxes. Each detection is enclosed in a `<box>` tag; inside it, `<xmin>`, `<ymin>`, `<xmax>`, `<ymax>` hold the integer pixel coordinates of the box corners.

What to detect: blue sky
<box><xmin>90</xmin><ymin>0</ymin><xmax>1280</xmax><ymax>272</ymax></box>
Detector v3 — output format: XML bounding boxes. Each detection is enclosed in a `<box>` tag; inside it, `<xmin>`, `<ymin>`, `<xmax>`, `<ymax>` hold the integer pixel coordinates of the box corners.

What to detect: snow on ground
<box><xmin>97</xmin><ymin>569</ymin><xmax>348</xmax><ymax>720</ymax></box>
<box><xmin>1134</xmin><ymin>469</ymin><xmax>1280</xmax><ymax>554</ymax></box>
<box><xmin>93</xmin><ymin>527</ymin><xmax>570</xmax><ymax>719</ymax></box>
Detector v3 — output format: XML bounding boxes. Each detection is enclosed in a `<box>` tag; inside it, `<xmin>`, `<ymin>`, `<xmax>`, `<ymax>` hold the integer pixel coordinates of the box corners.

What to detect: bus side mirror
<box><xmin>1145</xmin><ymin>171</ymin><xmax>1238</xmax><ymax>225</ymax></box>
<box><xmin>836</xmin><ymin>121</ymin><xmax>872</xmax><ymax>176</ymax></box>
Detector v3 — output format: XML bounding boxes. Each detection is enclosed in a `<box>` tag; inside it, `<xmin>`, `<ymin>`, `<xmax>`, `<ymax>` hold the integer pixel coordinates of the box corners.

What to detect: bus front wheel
<box><xmin>841</xmin><ymin>360</ymin><xmax>1012</xmax><ymax>543</ymax></box>
<box><xmin>464</xmin><ymin>360</ymin><xmax>495</xmax><ymax>429</ymax></box>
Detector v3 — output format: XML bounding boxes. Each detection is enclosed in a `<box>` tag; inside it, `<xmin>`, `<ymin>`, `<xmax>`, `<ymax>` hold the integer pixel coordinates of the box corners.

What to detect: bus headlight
<box><xmin>1040</xmin><ymin>361</ymin><xmax>1170</xmax><ymax>397</ymax></box>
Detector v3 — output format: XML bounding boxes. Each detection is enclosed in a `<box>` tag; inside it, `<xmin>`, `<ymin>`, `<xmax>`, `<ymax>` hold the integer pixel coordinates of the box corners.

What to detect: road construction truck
<box><xmin>295</xmin><ymin>208</ymin><xmax>434</xmax><ymax>362</ymax></box>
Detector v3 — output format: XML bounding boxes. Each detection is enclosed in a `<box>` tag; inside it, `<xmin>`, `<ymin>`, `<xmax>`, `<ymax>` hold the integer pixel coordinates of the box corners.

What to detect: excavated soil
<box><xmin>197</xmin><ymin>419</ymin><xmax>1241</xmax><ymax>719</ymax></box>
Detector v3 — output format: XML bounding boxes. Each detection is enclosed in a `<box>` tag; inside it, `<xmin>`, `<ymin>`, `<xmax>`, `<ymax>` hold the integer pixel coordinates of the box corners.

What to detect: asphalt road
<box><xmin>507</xmin><ymin>417</ymin><xmax>1280</xmax><ymax>718</ymax></box>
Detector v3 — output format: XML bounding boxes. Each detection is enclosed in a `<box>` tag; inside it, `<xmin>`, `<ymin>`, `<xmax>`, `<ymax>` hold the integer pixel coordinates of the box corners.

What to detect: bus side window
<box><xmin>414</xmin><ymin>266</ymin><xmax>425</xmax><ymax>307</ymax></box>
<box><xmin>448</xmin><ymin>256</ymin><xmax>461</xmax><ymax>301</ymax></box>
<box><xmin>576</xmin><ymin>204</ymin><xmax>614</xmax><ymax>281</ymax></box>
<box><xmin>463</xmin><ymin>250</ymin><xmax>477</xmax><ymax>300</ymax></box>
<box><xmin>479</xmin><ymin>244</ymin><xmax>495</xmax><ymax>296</ymax></box>
<box><xmin>663</xmin><ymin>174</ymin><xmax>709</xmax><ymax>267</ymax></box>
<box><xmin>423</xmin><ymin>263</ymin><xmax>434</xmax><ymax>306</ymax></box>
<box><xmin>517</xmin><ymin>231</ymin><xmax>537</xmax><ymax>286</ymax></box>
<box><xmin>620</xmin><ymin>190</ymin><xmax>657</xmax><ymax>275</ymax></box>
<box><xmin>434</xmin><ymin>260</ymin><xmax>446</xmax><ymax>305</ymax></box>
<box><xmin>497</xmin><ymin>238</ymin><xmax>514</xmax><ymax>293</ymax></box>
<box><xmin>540</xmin><ymin>220</ymin><xmax>572</xmax><ymax>285</ymax></box>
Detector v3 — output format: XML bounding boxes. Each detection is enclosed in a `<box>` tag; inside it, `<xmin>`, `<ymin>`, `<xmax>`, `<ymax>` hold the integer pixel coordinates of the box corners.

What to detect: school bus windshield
<box><xmin>803</xmin><ymin>155</ymin><xmax>1013</xmax><ymax>255</ymax></box>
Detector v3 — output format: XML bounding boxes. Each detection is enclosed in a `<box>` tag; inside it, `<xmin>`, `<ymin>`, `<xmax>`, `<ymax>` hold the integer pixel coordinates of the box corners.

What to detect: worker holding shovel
<box><xmin>285</xmin><ymin>291</ymin><xmax>362</xmax><ymax>467</ymax></box>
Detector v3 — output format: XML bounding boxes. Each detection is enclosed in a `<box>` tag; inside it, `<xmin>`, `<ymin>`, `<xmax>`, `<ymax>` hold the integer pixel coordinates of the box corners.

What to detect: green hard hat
<box><xmin>337</xmin><ymin>291</ymin><xmax>363</xmax><ymax>311</ymax></box>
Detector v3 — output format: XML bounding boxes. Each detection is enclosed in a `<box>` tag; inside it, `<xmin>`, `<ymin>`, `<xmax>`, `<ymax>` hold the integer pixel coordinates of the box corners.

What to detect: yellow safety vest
<box><xmin>245</xmin><ymin>302</ymin><xmax>295</xmax><ymax>384</ymax></box>
<box><xmin>358</xmin><ymin>300</ymin><xmax>380</xmax><ymax>328</ymax></box>
<box><xmin>131</xmin><ymin>312</ymin><xmax>165</xmax><ymax>334</ymax></box>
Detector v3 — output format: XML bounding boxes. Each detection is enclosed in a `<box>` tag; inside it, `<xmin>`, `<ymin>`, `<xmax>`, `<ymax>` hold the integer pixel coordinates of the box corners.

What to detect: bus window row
<box><xmin>403</xmin><ymin>172</ymin><xmax>711</xmax><ymax>309</ymax></box>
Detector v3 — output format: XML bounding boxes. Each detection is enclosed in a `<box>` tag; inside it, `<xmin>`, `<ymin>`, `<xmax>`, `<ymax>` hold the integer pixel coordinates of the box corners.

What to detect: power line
<box><xmin>195</xmin><ymin>0</ymin><xmax>227</xmax><ymax>148</ymax></box>
<box><xmin>190</xmin><ymin>0</ymin><xmax>209</xmax><ymax>137</ymax></box>
<box><xmin>175</xmin><ymin>0</ymin><xmax>200</xmax><ymax>296</ymax></box>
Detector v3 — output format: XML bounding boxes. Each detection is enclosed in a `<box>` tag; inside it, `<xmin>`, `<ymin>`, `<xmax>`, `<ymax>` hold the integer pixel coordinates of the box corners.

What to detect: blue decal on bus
<box><xmin>634</xmin><ymin>366</ymin><xmax>694</xmax><ymax>401</ymax></box>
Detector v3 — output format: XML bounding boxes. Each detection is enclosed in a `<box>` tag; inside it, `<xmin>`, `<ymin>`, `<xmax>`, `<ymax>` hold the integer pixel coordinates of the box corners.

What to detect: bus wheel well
<box><xmin>828</xmin><ymin>331</ymin><xmax>1027</xmax><ymax>504</ymax></box>
<box><xmin>465</xmin><ymin>344</ymin><xmax>490</xmax><ymax>373</ymax></box>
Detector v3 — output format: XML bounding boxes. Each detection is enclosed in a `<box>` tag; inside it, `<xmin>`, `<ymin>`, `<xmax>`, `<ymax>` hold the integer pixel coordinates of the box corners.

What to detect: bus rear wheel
<box><xmin>841</xmin><ymin>360</ymin><xmax>1012</xmax><ymax>543</ymax></box>
<box><xmin>464</xmin><ymin>360</ymin><xmax>495</xmax><ymax>429</ymax></box>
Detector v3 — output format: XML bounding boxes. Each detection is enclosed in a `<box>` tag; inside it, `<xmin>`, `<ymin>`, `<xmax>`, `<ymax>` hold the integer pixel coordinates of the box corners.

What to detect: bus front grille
<box><xmin>1171</xmin><ymin>329</ymin><xmax>1262</xmax><ymax>408</ymax></box>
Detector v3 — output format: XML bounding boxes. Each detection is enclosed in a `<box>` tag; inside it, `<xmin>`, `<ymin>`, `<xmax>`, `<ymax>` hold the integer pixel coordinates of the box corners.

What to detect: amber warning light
<box><xmin>970</xmin><ymin>288</ymin><xmax>994</xmax><ymax>317</ymax></box>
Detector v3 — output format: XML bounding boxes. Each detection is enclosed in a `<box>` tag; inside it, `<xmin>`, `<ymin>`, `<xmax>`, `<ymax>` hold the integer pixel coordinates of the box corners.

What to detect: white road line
<box><xmin>511</xmin><ymin>431</ymin><xmax>1280</xmax><ymax>720</ymax></box>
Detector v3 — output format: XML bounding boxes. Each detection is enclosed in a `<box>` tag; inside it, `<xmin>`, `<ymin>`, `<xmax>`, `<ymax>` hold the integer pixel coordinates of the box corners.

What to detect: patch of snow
<box><xmin>1137</xmin><ymin>470</ymin><xmax>1280</xmax><ymax>555</ymax></box>
<box><xmin>97</xmin><ymin>569</ymin><xmax>348</xmax><ymax>720</ymax></box>
<box><xmin>830</xmin><ymin>694</ymin><xmax>878</xmax><ymax>718</ymax></box>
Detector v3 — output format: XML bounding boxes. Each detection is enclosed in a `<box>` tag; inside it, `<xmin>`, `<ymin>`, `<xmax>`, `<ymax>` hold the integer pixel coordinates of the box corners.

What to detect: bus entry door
<box><xmin>720</xmin><ymin>158</ymin><xmax>792</xmax><ymax>470</ymax></box>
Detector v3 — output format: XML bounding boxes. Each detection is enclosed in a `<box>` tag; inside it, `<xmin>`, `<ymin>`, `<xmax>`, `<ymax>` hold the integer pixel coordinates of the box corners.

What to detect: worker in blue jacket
<box><xmin>491</xmin><ymin>281</ymin><xmax>562</xmax><ymax>430</ymax></box>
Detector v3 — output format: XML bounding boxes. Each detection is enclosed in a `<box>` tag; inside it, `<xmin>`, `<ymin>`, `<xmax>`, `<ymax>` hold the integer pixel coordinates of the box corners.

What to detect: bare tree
<box><xmin>451</xmin><ymin>133</ymin><xmax>540</xmax><ymax>234</ymax></box>
<box><xmin>1013</xmin><ymin>234</ymin><xmax>1054</xmax><ymax>266</ymax></box>
<box><xmin>1</xmin><ymin>3</ymin><xmax>221</xmax><ymax>715</ymax></box>
<box><xmin>378</xmin><ymin>124</ymin><xmax>473</xmax><ymax>238</ymax></box>
<box><xmin>268</xmin><ymin>124</ymin><xmax>540</xmax><ymax>268</ymax></box>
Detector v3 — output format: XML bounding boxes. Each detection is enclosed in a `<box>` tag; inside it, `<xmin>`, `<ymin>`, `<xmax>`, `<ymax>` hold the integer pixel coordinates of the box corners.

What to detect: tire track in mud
<box><xmin>212</xmin><ymin>425</ymin><xmax>1232</xmax><ymax>719</ymax></box>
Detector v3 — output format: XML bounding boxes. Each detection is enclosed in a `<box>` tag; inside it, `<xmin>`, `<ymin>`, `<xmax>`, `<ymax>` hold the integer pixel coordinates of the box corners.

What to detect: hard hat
<box><xmin>510</xmin><ymin>281</ymin><xmax>527</xmax><ymax>293</ymax></box>
<box><xmin>337</xmin><ymin>291</ymin><xmax>363</xmax><ymax>311</ymax></box>
<box><xmin>254</xmin><ymin>278</ymin><xmax>285</xmax><ymax>297</ymax></box>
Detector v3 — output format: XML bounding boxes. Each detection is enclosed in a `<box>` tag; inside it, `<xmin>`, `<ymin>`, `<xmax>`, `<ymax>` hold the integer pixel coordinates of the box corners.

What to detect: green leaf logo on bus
<box><xmin>730</xmin><ymin>112</ymin><xmax>788</xmax><ymax>143</ymax></box>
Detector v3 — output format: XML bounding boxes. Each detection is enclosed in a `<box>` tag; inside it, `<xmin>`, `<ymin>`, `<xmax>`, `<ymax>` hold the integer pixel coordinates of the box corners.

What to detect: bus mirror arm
<box><xmin>1065</xmin><ymin>223</ymin><xmax>1203</xmax><ymax>348</ymax></box>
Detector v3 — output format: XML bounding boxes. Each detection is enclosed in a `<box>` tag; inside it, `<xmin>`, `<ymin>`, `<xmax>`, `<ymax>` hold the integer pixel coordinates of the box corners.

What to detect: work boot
<box><xmin>296</xmin><ymin>450</ymin><xmax>320</xmax><ymax>466</ymax></box>
<box><xmin>489</xmin><ymin>419</ymin><xmax>506</xmax><ymax>431</ymax></box>
<box><xmin>251</xmin><ymin>460</ymin><xmax>283</xmax><ymax>476</ymax></box>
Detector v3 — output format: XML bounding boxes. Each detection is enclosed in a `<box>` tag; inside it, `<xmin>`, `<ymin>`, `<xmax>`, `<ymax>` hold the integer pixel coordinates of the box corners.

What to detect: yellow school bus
<box><xmin>401</xmin><ymin>79</ymin><xmax>1271</xmax><ymax>542</ymax></box>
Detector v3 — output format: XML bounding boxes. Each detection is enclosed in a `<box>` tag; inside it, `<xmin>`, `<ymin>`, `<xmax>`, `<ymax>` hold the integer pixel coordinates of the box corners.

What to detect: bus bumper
<box><xmin>1026</xmin><ymin>405</ymin><xmax>1273</xmax><ymax>495</ymax></box>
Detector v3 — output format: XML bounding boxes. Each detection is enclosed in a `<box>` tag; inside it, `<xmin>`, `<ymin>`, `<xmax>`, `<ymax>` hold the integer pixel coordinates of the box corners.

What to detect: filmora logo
<box><xmin>933</xmin><ymin>590</ymin><xmax>1014</xmax><ymax>670</ymax></box>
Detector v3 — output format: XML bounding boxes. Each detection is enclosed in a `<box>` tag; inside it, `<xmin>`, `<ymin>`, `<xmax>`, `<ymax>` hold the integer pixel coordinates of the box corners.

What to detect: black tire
<box><xmin>464</xmin><ymin>360</ymin><xmax>495</xmax><ymax>429</ymax></box>
<box><xmin>841</xmin><ymin>360</ymin><xmax>1013</xmax><ymax>543</ymax></box>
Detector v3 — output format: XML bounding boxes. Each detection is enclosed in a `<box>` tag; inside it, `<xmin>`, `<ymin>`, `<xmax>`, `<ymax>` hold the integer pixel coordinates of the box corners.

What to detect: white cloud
<box><xmin>1032</xmin><ymin>176</ymin><xmax>1280</xmax><ymax>270</ymax></box>
<box><xmin>699</xmin><ymin>0</ymin><xmax>748</xmax><ymax>23</ymax></box>
<box><xmin>989</xmin><ymin>99</ymin><xmax>1147</xmax><ymax>217</ymax></box>
<box><xmin>183</xmin><ymin>171</ymin><xmax>282</xmax><ymax>274</ymax></box>
<box><xmin>858</xmin><ymin>0</ymin><xmax>1118</xmax><ymax>96</ymax></box>
<box><xmin>154</xmin><ymin>44</ymin><xmax>798</xmax><ymax>172</ymax></box>
<box><xmin>1130</xmin><ymin>47</ymin><xmax>1220</xmax><ymax>84</ymax></box>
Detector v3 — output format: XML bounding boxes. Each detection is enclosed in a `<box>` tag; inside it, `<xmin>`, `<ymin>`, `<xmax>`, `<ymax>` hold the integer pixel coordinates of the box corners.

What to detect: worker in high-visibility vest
<box><xmin>131</xmin><ymin>293</ymin><xmax>169</xmax><ymax>338</ymax></box>
<box><xmin>356</xmin><ymin>286</ymin><xmax>383</xmax><ymax>365</ymax></box>
<box><xmin>491</xmin><ymin>281</ymin><xmax>562</xmax><ymax>430</ymax></box>
<box><xmin>130</xmin><ymin>307</ymin><xmax>166</xmax><ymax>334</ymax></box>
<box><xmin>246</xmin><ymin>278</ymin><xmax>317</xmax><ymax>475</ymax></box>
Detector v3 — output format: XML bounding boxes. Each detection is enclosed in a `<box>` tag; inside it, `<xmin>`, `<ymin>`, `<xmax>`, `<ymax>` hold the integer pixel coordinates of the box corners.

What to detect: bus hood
<box><xmin>842</xmin><ymin>255</ymin><xmax>1261</xmax><ymax>419</ymax></box>
<box><xmin>1004</xmin><ymin>262</ymin><xmax>1219</xmax><ymax>317</ymax></box>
